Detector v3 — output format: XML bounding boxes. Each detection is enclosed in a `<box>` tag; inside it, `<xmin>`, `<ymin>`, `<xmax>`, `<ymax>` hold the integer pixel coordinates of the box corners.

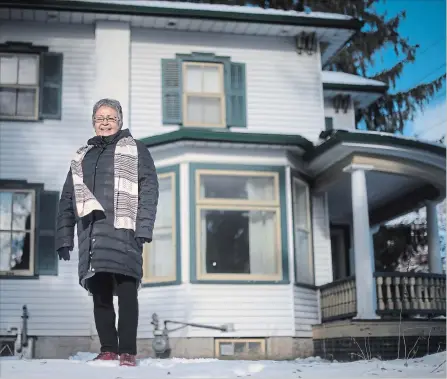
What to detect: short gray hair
<box><xmin>92</xmin><ymin>98</ymin><xmax>124</xmax><ymax>129</ymax></box>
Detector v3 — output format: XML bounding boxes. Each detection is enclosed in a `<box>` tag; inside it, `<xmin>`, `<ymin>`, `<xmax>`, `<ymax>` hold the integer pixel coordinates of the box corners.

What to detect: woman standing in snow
<box><xmin>55</xmin><ymin>98</ymin><xmax>159</xmax><ymax>367</ymax></box>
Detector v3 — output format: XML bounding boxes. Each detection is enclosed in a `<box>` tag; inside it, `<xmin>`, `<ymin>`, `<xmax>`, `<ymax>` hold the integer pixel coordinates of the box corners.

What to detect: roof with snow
<box><xmin>321</xmin><ymin>71</ymin><xmax>388</xmax><ymax>109</ymax></box>
<box><xmin>64</xmin><ymin>0</ymin><xmax>356</xmax><ymax>22</ymax></box>
<box><xmin>0</xmin><ymin>0</ymin><xmax>363</xmax><ymax>65</ymax></box>
<box><xmin>322</xmin><ymin>71</ymin><xmax>388</xmax><ymax>89</ymax></box>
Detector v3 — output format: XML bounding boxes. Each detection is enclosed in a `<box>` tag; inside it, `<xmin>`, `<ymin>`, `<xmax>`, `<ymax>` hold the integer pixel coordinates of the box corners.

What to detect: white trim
<box><xmin>180</xmin><ymin>162</ymin><xmax>190</xmax><ymax>284</ymax></box>
<box><xmin>321</xmin><ymin>71</ymin><xmax>387</xmax><ymax>87</ymax></box>
<box><xmin>291</xmin><ymin>176</ymin><xmax>314</xmax><ymax>285</ymax></box>
<box><xmin>285</xmin><ymin>166</ymin><xmax>295</xmax><ymax>284</ymax></box>
<box><xmin>154</xmin><ymin>152</ymin><xmax>290</xmax><ymax>169</ymax></box>
<box><xmin>142</xmin><ymin>172</ymin><xmax>177</xmax><ymax>283</ymax></box>
<box><xmin>342</xmin><ymin>163</ymin><xmax>374</xmax><ymax>172</ymax></box>
<box><xmin>194</xmin><ymin>168</ymin><xmax>283</xmax><ymax>281</ymax></box>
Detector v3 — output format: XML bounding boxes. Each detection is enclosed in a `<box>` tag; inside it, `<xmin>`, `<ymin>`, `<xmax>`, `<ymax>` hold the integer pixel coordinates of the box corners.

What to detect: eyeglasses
<box><xmin>93</xmin><ymin>116</ymin><xmax>118</xmax><ymax>124</ymax></box>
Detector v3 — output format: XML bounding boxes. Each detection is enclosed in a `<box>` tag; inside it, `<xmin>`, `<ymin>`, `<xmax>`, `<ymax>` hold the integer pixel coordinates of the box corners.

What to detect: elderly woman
<box><xmin>55</xmin><ymin>98</ymin><xmax>159</xmax><ymax>367</ymax></box>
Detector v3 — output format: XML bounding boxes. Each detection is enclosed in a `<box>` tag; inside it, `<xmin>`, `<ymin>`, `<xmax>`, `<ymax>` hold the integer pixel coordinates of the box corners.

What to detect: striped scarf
<box><xmin>71</xmin><ymin>136</ymin><xmax>139</xmax><ymax>231</ymax></box>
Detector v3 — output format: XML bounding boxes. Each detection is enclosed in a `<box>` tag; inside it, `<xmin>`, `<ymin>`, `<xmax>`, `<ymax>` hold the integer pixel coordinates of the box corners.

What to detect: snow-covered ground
<box><xmin>0</xmin><ymin>352</ymin><xmax>445</xmax><ymax>379</ymax></box>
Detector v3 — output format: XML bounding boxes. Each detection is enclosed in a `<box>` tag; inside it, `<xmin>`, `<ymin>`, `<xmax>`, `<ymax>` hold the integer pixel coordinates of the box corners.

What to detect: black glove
<box><xmin>57</xmin><ymin>247</ymin><xmax>70</xmax><ymax>261</ymax></box>
<box><xmin>136</xmin><ymin>237</ymin><xmax>151</xmax><ymax>247</ymax></box>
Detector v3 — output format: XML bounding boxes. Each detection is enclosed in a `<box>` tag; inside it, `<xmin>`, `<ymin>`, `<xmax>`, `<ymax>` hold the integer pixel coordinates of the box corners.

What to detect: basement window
<box><xmin>215</xmin><ymin>338</ymin><xmax>266</xmax><ymax>359</ymax></box>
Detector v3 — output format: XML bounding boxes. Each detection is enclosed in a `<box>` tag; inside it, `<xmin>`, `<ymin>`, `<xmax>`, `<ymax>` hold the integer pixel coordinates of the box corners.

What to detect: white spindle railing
<box><xmin>319</xmin><ymin>276</ymin><xmax>357</xmax><ymax>322</ymax></box>
<box><xmin>374</xmin><ymin>272</ymin><xmax>446</xmax><ymax>317</ymax></box>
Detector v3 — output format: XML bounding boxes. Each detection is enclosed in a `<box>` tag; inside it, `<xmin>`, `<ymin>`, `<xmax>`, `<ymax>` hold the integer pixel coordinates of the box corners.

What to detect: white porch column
<box><xmin>426</xmin><ymin>201</ymin><xmax>442</xmax><ymax>274</ymax></box>
<box><xmin>343</xmin><ymin>164</ymin><xmax>378</xmax><ymax>319</ymax></box>
<box><xmin>95</xmin><ymin>21</ymin><xmax>130</xmax><ymax>129</ymax></box>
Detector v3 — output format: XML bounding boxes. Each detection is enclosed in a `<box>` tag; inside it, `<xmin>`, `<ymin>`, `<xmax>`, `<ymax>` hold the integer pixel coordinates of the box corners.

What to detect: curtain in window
<box><xmin>147</xmin><ymin>177</ymin><xmax>174</xmax><ymax>278</ymax></box>
<box><xmin>247</xmin><ymin>178</ymin><xmax>276</xmax><ymax>275</ymax></box>
<box><xmin>293</xmin><ymin>180</ymin><xmax>312</xmax><ymax>284</ymax></box>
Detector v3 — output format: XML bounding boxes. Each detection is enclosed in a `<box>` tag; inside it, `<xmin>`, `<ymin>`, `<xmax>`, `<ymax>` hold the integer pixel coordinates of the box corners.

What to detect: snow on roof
<box><xmin>65</xmin><ymin>0</ymin><xmax>354</xmax><ymax>21</ymax></box>
<box><xmin>322</xmin><ymin>71</ymin><xmax>387</xmax><ymax>87</ymax></box>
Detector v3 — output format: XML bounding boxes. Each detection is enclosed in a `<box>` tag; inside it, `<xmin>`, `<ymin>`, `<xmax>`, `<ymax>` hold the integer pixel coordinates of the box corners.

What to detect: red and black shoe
<box><xmin>93</xmin><ymin>352</ymin><xmax>119</xmax><ymax>361</ymax></box>
<box><xmin>119</xmin><ymin>353</ymin><xmax>137</xmax><ymax>367</ymax></box>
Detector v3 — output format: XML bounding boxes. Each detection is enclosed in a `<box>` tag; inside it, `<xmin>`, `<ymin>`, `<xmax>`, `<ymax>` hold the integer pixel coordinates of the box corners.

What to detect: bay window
<box><xmin>292</xmin><ymin>177</ymin><xmax>314</xmax><ymax>284</ymax></box>
<box><xmin>142</xmin><ymin>167</ymin><xmax>179</xmax><ymax>285</ymax></box>
<box><xmin>192</xmin><ymin>166</ymin><xmax>286</xmax><ymax>282</ymax></box>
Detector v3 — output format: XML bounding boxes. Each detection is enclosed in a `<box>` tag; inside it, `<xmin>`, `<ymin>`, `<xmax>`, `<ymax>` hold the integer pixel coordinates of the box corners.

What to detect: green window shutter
<box><xmin>161</xmin><ymin>58</ymin><xmax>182</xmax><ymax>124</ymax></box>
<box><xmin>39</xmin><ymin>52</ymin><xmax>63</xmax><ymax>120</ymax></box>
<box><xmin>225</xmin><ymin>62</ymin><xmax>247</xmax><ymax>128</ymax></box>
<box><xmin>37</xmin><ymin>190</ymin><xmax>60</xmax><ymax>276</ymax></box>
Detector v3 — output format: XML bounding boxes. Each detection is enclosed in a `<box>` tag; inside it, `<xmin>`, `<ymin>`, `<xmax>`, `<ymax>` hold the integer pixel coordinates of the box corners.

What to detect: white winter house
<box><xmin>0</xmin><ymin>0</ymin><xmax>445</xmax><ymax>361</ymax></box>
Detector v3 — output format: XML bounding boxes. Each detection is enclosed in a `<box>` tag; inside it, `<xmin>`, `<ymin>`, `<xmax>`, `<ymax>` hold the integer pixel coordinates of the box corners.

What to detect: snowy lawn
<box><xmin>0</xmin><ymin>351</ymin><xmax>445</xmax><ymax>379</ymax></box>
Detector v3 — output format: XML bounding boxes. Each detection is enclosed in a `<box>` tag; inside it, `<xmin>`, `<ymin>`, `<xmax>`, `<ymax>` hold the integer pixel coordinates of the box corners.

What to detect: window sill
<box><xmin>294</xmin><ymin>282</ymin><xmax>318</xmax><ymax>290</ymax></box>
<box><xmin>0</xmin><ymin>116</ymin><xmax>41</xmax><ymax>122</ymax></box>
<box><xmin>141</xmin><ymin>280</ymin><xmax>181</xmax><ymax>288</ymax></box>
<box><xmin>0</xmin><ymin>274</ymin><xmax>39</xmax><ymax>280</ymax></box>
<box><xmin>191</xmin><ymin>278</ymin><xmax>290</xmax><ymax>285</ymax></box>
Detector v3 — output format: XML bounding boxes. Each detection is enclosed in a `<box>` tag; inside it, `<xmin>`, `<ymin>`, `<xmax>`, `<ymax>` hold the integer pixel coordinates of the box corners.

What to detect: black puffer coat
<box><xmin>55</xmin><ymin>129</ymin><xmax>159</xmax><ymax>288</ymax></box>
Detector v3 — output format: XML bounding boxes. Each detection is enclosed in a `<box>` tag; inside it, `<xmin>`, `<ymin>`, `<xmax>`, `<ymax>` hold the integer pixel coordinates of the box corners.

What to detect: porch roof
<box><xmin>305</xmin><ymin>129</ymin><xmax>446</xmax><ymax>162</ymax></box>
<box><xmin>306</xmin><ymin>130</ymin><xmax>446</xmax><ymax>225</ymax></box>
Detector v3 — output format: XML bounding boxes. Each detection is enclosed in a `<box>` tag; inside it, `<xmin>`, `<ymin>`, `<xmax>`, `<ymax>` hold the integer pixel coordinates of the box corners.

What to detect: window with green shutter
<box><xmin>36</xmin><ymin>190</ymin><xmax>60</xmax><ymax>276</ymax></box>
<box><xmin>0</xmin><ymin>180</ymin><xmax>59</xmax><ymax>278</ymax></box>
<box><xmin>161</xmin><ymin>52</ymin><xmax>247</xmax><ymax>129</ymax></box>
<box><xmin>0</xmin><ymin>42</ymin><xmax>63</xmax><ymax>121</ymax></box>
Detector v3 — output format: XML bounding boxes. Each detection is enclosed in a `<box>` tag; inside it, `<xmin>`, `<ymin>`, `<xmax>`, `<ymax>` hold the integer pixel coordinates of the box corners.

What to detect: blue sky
<box><xmin>371</xmin><ymin>0</ymin><xmax>446</xmax><ymax>141</ymax></box>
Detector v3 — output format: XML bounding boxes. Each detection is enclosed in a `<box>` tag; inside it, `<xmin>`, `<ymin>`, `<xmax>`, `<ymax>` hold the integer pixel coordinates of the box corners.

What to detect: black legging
<box><xmin>88</xmin><ymin>272</ymin><xmax>139</xmax><ymax>355</ymax></box>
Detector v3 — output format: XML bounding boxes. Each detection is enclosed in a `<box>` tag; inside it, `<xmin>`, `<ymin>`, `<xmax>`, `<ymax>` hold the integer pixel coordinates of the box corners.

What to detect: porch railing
<box><xmin>319</xmin><ymin>276</ymin><xmax>357</xmax><ymax>322</ymax></box>
<box><xmin>374</xmin><ymin>272</ymin><xmax>446</xmax><ymax>317</ymax></box>
<box><xmin>318</xmin><ymin>272</ymin><xmax>446</xmax><ymax>322</ymax></box>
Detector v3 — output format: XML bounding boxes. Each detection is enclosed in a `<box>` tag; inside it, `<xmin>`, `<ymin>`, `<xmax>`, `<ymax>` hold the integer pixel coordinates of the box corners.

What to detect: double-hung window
<box><xmin>0</xmin><ymin>53</ymin><xmax>39</xmax><ymax>120</ymax></box>
<box><xmin>183</xmin><ymin>62</ymin><xmax>226</xmax><ymax>128</ymax></box>
<box><xmin>0</xmin><ymin>43</ymin><xmax>63</xmax><ymax>121</ymax></box>
<box><xmin>161</xmin><ymin>52</ymin><xmax>246</xmax><ymax>129</ymax></box>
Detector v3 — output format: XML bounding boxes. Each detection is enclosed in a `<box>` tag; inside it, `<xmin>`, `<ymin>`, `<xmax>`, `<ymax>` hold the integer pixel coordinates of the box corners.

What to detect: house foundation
<box><xmin>27</xmin><ymin>336</ymin><xmax>314</xmax><ymax>360</ymax></box>
<box><xmin>313</xmin><ymin>319</ymin><xmax>446</xmax><ymax>361</ymax></box>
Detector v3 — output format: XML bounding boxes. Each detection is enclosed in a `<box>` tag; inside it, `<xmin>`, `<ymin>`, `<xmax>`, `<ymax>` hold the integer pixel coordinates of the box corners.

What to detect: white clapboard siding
<box><xmin>137</xmin><ymin>285</ymin><xmax>189</xmax><ymax>338</ymax></box>
<box><xmin>185</xmin><ymin>284</ymin><xmax>294</xmax><ymax>338</ymax></box>
<box><xmin>324</xmin><ymin>99</ymin><xmax>356</xmax><ymax>131</ymax></box>
<box><xmin>293</xmin><ymin>286</ymin><xmax>319</xmax><ymax>337</ymax></box>
<box><xmin>88</xmin><ymin>285</ymin><xmax>188</xmax><ymax>339</ymax></box>
<box><xmin>312</xmin><ymin>194</ymin><xmax>333</xmax><ymax>286</ymax></box>
<box><xmin>0</xmin><ymin>255</ymin><xmax>92</xmax><ymax>336</ymax></box>
<box><xmin>0</xmin><ymin>21</ymin><xmax>96</xmax><ymax>337</ymax></box>
<box><xmin>130</xmin><ymin>28</ymin><xmax>325</xmax><ymax>142</ymax></box>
